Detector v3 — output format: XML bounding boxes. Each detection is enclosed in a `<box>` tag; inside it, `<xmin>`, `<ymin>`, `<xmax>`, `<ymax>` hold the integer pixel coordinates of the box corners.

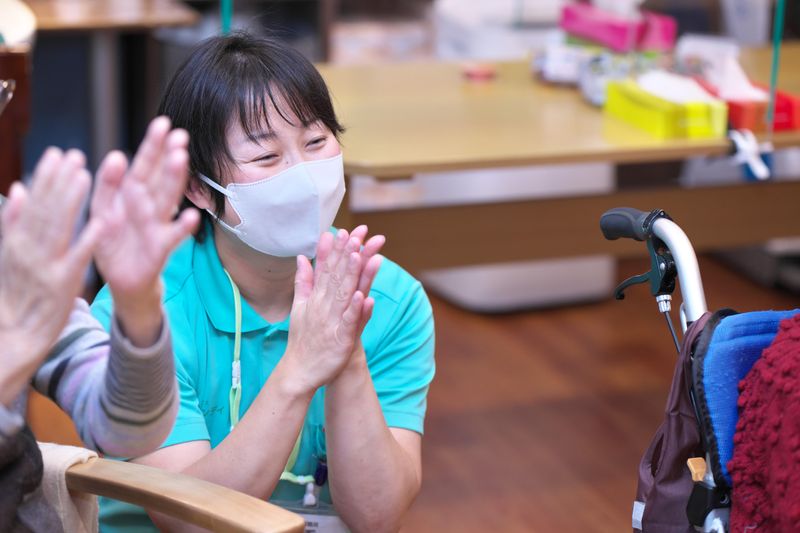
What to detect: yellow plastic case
<box><xmin>605</xmin><ymin>80</ymin><xmax>728</xmax><ymax>140</ymax></box>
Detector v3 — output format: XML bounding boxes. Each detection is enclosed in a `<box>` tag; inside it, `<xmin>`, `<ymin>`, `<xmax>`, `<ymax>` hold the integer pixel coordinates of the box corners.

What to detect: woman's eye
<box><xmin>256</xmin><ymin>154</ymin><xmax>278</xmax><ymax>163</ymax></box>
<box><xmin>307</xmin><ymin>137</ymin><xmax>326</xmax><ymax>147</ymax></box>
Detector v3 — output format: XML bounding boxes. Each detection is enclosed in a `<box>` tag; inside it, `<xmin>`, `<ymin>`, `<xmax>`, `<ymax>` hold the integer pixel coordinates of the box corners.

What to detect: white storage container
<box><xmin>433</xmin><ymin>0</ymin><xmax>565</xmax><ymax>60</ymax></box>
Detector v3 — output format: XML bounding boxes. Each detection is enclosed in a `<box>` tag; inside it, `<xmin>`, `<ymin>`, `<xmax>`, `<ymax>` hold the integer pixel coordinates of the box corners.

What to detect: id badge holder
<box><xmin>275</xmin><ymin>500</ymin><xmax>349</xmax><ymax>533</ymax></box>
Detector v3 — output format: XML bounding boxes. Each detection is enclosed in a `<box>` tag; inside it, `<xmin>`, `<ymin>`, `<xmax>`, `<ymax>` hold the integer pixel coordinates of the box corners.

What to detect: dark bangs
<box><xmin>234</xmin><ymin>42</ymin><xmax>344</xmax><ymax>148</ymax></box>
<box><xmin>157</xmin><ymin>32</ymin><xmax>344</xmax><ymax>235</ymax></box>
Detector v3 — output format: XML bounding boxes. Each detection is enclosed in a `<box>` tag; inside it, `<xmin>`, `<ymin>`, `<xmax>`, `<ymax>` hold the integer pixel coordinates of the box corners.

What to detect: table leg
<box><xmin>90</xmin><ymin>30</ymin><xmax>120</xmax><ymax>166</ymax></box>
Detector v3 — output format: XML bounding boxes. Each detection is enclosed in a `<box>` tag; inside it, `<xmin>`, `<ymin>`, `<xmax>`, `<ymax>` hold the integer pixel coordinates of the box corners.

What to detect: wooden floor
<box><xmin>402</xmin><ymin>255</ymin><xmax>798</xmax><ymax>533</ymax></box>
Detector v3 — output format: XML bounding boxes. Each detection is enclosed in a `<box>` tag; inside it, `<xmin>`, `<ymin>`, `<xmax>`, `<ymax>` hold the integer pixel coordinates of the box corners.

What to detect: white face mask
<box><xmin>199</xmin><ymin>153</ymin><xmax>345</xmax><ymax>258</ymax></box>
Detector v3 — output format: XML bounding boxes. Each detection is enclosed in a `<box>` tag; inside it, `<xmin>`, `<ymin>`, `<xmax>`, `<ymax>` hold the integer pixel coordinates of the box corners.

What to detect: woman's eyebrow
<box><xmin>248</xmin><ymin>130</ymin><xmax>277</xmax><ymax>142</ymax></box>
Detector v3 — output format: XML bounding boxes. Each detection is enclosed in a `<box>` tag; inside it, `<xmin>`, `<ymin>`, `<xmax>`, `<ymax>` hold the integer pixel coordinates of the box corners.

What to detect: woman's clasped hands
<box><xmin>284</xmin><ymin>225</ymin><xmax>385</xmax><ymax>394</ymax></box>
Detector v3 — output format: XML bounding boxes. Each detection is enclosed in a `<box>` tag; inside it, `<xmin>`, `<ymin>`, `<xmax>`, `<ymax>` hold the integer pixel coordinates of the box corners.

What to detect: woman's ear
<box><xmin>185</xmin><ymin>177</ymin><xmax>214</xmax><ymax>211</ymax></box>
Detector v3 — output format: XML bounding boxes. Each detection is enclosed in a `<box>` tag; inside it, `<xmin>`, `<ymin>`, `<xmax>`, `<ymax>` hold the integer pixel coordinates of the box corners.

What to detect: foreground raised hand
<box><xmin>0</xmin><ymin>148</ymin><xmax>104</xmax><ymax>405</ymax></box>
<box><xmin>92</xmin><ymin>116</ymin><xmax>200</xmax><ymax>346</ymax></box>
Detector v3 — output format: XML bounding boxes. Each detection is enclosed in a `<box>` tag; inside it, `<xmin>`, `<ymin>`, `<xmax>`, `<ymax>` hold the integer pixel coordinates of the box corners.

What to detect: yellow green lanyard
<box><xmin>223</xmin><ymin>270</ymin><xmax>314</xmax><ymax>486</ymax></box>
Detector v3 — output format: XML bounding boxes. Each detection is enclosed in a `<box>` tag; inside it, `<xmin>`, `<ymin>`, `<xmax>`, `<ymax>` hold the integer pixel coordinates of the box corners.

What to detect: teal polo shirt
<box><xmin>90</xmin><ymin>226</ymin><xmax>435</xmax><ymax>532</ymax></box>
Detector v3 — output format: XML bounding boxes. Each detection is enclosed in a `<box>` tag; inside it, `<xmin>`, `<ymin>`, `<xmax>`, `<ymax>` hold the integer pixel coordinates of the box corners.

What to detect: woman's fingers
<box><xmin>1</xmin><ymin>181</ymin><xmax>28</xmax><ymax>231</ymax></box>
<box><xmin>167</xmin><ymin>126</ymin><xmax>189</xmax><ymax>148</ymax></box>
<box><xmin>39</xmin><ymin>149</ymin><xmax>85</xmax><ymax>221</ymax></box>
<box><xmin>334</xmin><ymin>251</ymin><xmax>362</xmax><ymax>309</ymax></box>
<box><xmin>326</xmin><ymin>237</ymin><xmax>363</xmax><ymax>309</ymax></box>
<box><xmin>37</xmin><ymin>161</ymin><xmax>91</xmax><ymax>251</ymax></box>
<box><xmin>362</xmin><ymin>234</ymin><xmax>385</xmax><ymax>258</ymax></box>
<box><xmin>38</xmin><ymin>150</ymin><xmax>85</xmax><ymax>228</ymax></box>
<box><xmin>357</xmin><ymin>254</ymin><xmax>383</xmax><ymax>296</ymax></box>
<box><xmin>349</xmin><ymin>225</ymin><xmax>368</xmax><ymax>245</ymax></box>
<box><xmin>336</xmin><ymin>290</ymin><xmax>365</xmax><ymax>346</ymax></box>
<box><xmin>162</xmin><ymin>208</ymin><xmax>200</xmax><ymax>253</ymax></box>
<box><xmin>357</xmin><ymin>296</ymin><xmax>375</xmax><ymax>336</ymax></box>
<box><xmin>23</xmin><ymin>147</ymin><xmax>87</xmax><ymax>250</ymax></box>
<box><xmin>53</xmin><ymin>168</ymin><xmax>92</xmax><ymax>250</ymax></box>
<box><xmin>29</xmin><ymin>147</ymin><xmax>63</xmax><ymax>198</ymax></box>
<box><xmin>356</xmin><ymin>233</ymin><xmax>385</xmax><ymax>294</ymax></box>
<box><xmin>314</xmin><ymin>231</ymin><xmax>335</xmax><ymax>274</ymax></box>
<box><xmin>331</xmin><ymin>228</ymin><xmax>351</xmax><ymax>266</ymax></box>
<box><xmin>92</xmin><ymin>150</ymin><xmax>128</xmax><ymax>216</ymax></box>
<box><xmin>50</xmin><ymin>149</ymin><xmax>86</xmax><ymax>200</ymax></box>
<box><xmin>155</xmin><ymin>129</ymin><xmax>190</xmax><ymax>213</ymax></box>
<box><xmin>315</xmin><ymin>228</ymin><xmax>348</xmax><ymax>289</ymax></box>
<box><xmin>293</xmin><ymin>254</ymin><xmax>315</xmax><ymax>308</ymax></box>
<box><xmin>128</xmin><ymin>116</ymin><xmax>170</xmax><ymax>184</ymax></box>
<box><xmin>309</xmin><ymin>227</ymin><xmax>383</xmax><ymax>312</ymax></box>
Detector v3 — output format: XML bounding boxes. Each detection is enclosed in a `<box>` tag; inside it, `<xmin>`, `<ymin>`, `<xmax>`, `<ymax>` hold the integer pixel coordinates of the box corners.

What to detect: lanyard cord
<box><xmin>225</xmin><ymin>269</ymin><xmax>243</xmax><ymax>431</ymax></box>
<box><xmin>223</xmin><ymin>270</ymin><xmax>314</xmax><ymax>487</ymax></box>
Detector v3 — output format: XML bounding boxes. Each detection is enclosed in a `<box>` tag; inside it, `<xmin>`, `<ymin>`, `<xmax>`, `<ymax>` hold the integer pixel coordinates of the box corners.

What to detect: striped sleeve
<box><xmin>31</xmin><ymin>299</ymin><xmax>178</xmax><ymax>458</ymax></box>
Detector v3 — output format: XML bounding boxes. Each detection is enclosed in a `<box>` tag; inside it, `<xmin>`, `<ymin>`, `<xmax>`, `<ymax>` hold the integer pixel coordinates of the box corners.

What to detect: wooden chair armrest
<box><xmin>66</xmin><ymin>457</ymin><xmax>305</xmax><ymax>533</ymax></box>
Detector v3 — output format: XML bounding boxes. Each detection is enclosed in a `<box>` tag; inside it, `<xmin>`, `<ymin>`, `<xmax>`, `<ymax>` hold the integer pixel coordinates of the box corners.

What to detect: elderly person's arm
<box><xmin>0</xmin><ymin>117</ymin><xmax>198</xmax><ymax>457</ymax></box>
<box><xmin>41</xmin><ymin>117</ymin><xmax>199</xmax><ymax>456</ymax></box>
<box><xmin>30</xmin><ymin>299</ymin><xmax>177</xmax><ymax>456</ymax></box>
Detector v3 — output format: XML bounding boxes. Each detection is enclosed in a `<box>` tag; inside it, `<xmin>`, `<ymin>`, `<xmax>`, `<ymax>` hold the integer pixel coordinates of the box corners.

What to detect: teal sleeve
<box><xmin>91</xmin><ymin>287</ymin><xmax>210</xmax><ymax>448</ymax></box>
<box><xmin>154</xmin><ymin>307</ymin><xmax>210</xmax><ymax>448</ymax></box>
<box><xmin>90</xmin><ymin>284</ymin><xmax>114</xmax><ymax>329</ymax></box>
<box><xmin>161</xmin><ymin>352</ymin><xmax>210</xmax><ymax>447</ymax></box>
<box><xmin>367</xmin><ymin>280</ymin><xmax>436</xmax><ymax>435</ymax></box>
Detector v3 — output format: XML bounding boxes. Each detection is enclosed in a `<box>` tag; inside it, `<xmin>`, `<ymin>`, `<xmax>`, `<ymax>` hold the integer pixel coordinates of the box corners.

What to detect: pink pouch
<box><xmin>639</xmin><ymin>12</ymin><xmax>677</xmax><ymax>52</ymax></box>
<box><xmin>559</xmin><ymin>2</ymin><xmax>646</xmax><ymax>53</ymax></box>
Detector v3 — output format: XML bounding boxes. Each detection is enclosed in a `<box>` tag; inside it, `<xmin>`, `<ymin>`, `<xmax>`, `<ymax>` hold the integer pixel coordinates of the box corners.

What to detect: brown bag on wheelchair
<box><xmin>632</xmin><ymin>312</ymin><xmax>712</xmax><ymax>532</ymax></box>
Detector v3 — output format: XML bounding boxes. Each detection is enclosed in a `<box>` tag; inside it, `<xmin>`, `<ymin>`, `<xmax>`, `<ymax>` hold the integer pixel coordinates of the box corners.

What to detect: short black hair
<box><xmin>157</xmin><ymin>32</ymin><xmax>344</xmax><ymax>238</ymax></box>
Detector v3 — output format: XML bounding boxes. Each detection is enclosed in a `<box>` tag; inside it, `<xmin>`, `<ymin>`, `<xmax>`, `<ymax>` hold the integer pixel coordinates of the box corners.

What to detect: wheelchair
<box><xmin>600</xmin><ymin>207</ymin><xmax>799</xmax><ymax>533</ymax></box>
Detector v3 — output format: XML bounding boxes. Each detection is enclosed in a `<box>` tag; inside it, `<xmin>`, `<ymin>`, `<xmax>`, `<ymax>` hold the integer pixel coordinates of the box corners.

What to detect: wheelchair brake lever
<box><xmin>614</xmin><ymin>271</ymin><xmax>651</xmax><ymax>300</ymax></box>
<box><xmin>613</xmin><ymin>238</ymin><xmax>677</xmax><ymax>300</ymax></box>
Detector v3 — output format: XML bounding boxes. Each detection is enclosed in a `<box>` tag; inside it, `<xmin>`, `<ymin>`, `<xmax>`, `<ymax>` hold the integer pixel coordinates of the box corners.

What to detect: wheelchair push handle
<box><xmin>600</xmin><ymin>207</ymin><xmax>652</xmax><ymax>241</ymax></box>
<box><xmin>599</xmin><ymin>207</ymin><xmax>708</xmax><ymax>328</ymax></box>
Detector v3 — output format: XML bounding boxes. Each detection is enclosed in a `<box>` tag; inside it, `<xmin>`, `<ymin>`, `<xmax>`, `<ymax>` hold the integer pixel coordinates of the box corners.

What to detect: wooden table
<box><xmin>319</xmin><ymin>45</ymin><xmax>800</xmax><ymax>271</ymax></box>
<box><xmin>23</xmin><ymin>0</ymin><xmax>199</xmax><ymax>163</ymax></box>
<box><xmin>24</xmin><ymin>0</ymin><xmax>198</xmax><ymax>31</ymax></box>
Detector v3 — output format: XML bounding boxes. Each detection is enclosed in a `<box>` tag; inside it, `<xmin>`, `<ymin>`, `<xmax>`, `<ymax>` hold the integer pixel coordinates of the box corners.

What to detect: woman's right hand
<box><xmin>280</xmin><ymin>228</ymin><xmax>380</xmax><ymax>396</ymax></box>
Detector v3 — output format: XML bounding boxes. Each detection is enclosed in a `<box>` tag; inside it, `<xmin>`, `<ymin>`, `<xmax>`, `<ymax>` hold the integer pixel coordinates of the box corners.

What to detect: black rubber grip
<box><xmin>600</xmin><ymin>207</ymin><xmax>650</xmax><ymax>241</ymax></box>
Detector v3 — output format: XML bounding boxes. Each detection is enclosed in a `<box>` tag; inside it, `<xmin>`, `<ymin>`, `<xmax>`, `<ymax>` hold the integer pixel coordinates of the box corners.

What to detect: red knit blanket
<box><xmin>729</xmin><ymin>312</ymin><xmax>800</xmax><ymax>532</ymax></box>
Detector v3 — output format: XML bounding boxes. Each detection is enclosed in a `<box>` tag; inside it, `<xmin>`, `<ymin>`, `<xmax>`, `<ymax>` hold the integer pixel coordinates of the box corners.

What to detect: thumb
<box><xmin>65</xmin><ymin>216</ymin><xmax>105</xmax><ymax>283</ymax></box>
<box><xmin>293</xmin><ymin>255</ymin><xmax>314</xmax><ymax>306</ymax></box>
<box><xmin>2</xmin><ymin>182</ymin><xmax>28</xmax><ymax>231</ymax></box>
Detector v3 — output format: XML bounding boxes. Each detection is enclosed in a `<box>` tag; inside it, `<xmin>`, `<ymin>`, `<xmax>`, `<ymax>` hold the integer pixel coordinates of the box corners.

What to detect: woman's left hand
<box><xmin>315</xmin><ymin>225</ymin><xmax>384</xmax><ymax>338</ymax></box>
<box><xmin>92</xmin><ymin>117</ymin><xmax>199</xmax><ymax>344</ymax></box>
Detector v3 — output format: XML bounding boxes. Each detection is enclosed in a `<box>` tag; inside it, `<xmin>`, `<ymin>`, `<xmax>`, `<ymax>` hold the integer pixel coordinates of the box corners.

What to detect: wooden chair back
<box><xmin>64</xmin><ymin>456</ymin><xmax>306</xmax><ymax>533</ymax></box>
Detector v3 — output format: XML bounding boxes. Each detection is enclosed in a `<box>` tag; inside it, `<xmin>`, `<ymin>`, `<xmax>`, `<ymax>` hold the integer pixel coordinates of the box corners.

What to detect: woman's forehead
<box><xmin>226</xmin><ymin>110</ymin><xmax>324</xmax><ymax>146</ymax></box>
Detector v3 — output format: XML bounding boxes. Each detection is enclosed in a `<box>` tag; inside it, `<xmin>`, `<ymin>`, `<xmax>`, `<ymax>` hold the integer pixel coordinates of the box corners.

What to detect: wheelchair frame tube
<box><xmin>652</xmin><ymin>218</ymin><xmax>708</xmax><ymax>325</ymax></box>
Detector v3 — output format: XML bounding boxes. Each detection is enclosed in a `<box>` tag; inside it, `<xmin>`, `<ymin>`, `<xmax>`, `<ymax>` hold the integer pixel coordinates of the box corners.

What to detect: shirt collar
<box><xmin>193</xmin><ymin>222</ymin><xmax>290</xmax><ymax>334</ymax></box>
